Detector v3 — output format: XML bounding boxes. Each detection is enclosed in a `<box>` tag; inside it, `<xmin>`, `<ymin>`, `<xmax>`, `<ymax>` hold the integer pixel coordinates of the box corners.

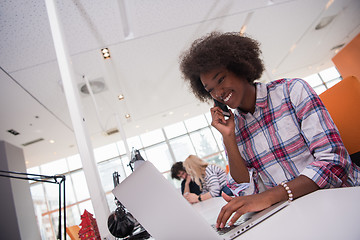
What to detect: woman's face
<box><xmin>200</xmin><ymin>67</ymin><xmax>256</xmax><ymax>112</ymax></box>
<box><xmin>177</xmin><ymin>170</ymin><xmax>187</xmax><ymax>180</ymax></box>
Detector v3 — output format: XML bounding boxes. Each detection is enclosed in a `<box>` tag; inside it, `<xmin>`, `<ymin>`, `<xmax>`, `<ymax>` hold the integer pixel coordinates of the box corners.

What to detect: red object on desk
<box><xmin>78</xmin><ymin>210</ymin><xmax>101</xmax><ymax>240</ymax></box>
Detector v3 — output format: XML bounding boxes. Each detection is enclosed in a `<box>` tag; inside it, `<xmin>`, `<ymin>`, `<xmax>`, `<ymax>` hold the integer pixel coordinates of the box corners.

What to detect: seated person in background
<box><xmin>171</xmin><ymin>161</ymin><xmax>201</xmax><ymax>196</ymax></box>
<box><xmin>183</xmin><ymin>155</ymin><xmax>233</xmax><ymax>204</ymax></box>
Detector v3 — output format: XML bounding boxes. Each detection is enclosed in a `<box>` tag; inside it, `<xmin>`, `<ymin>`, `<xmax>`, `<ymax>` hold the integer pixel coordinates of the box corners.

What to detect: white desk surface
<box><xmin>193</xmin><ymin>186</ymin><xmax>360</xmax><ymax>240</ymax></box>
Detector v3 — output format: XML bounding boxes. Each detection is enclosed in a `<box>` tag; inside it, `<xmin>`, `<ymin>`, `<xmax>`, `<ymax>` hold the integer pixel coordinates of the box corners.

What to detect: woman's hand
<box><xmin>216</xmin><ymin>192</ymin><xmax>273</xmax><ymax>228</ymax></box>
<box><xmin>216</xmin><ymin>176</ymin><xmax>320</xmax><ymax>228</ymax></box>
<box><xmin>210</xmin><ymin>106</ymin><xmax>235</xmax><ymax>138</ymax></box>
<box><xmin>184</xmin><ymin>193</ymin><xmax>199</xmax><ymax>204</ymax></box>
<box><xmin>211</xmin><ymin>105</ymin><xmax>250</xmax><ymax>183</ymax></box>
<box><xmin>185</xmin><ymin>175</ymin><xmax>192</xmax><ymax>184</ymax></box>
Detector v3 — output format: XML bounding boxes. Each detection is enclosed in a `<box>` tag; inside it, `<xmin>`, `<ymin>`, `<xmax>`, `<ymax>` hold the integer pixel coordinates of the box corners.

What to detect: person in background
<box><xmin>171</xmin><ymin>161</ymin><xmax>201</xmax><ymax>196</ymax></box>
<box><xmin>183</xmin><ymin>155</ymin><xmax>233</xmax><ymax>204</ymax></box>
<box><xmin>179</xmin><ymin>31</ymin><xmax>360</xmax><ymax>228</ymax></box>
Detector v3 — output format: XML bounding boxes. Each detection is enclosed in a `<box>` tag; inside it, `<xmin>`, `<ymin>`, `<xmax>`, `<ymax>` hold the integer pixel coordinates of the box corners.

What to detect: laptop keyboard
<box><xmin>212</xmin><ymin>217</ymin><xmax>251</xmax><ymax>235</ymax></box>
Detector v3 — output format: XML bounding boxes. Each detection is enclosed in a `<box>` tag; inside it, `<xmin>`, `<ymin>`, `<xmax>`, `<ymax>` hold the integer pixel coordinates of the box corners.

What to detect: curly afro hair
<box><xmin>179</xmin><ymin>32</ymin><xmax>264</xmax><ymax>102</ymax></box>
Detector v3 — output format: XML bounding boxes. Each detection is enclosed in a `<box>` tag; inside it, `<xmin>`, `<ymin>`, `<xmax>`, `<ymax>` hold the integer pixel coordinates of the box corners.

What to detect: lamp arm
<box><xmin>0</xmin><ymin>169</ymin><xmax>66</xmax><ymax>240</ymax></box>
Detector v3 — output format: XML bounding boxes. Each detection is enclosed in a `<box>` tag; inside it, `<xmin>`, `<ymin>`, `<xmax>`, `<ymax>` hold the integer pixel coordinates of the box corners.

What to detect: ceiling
<box><xmin>1</xmin><ymin>0</ymin><xmax>359</xmax><ymax>168</ymax></box>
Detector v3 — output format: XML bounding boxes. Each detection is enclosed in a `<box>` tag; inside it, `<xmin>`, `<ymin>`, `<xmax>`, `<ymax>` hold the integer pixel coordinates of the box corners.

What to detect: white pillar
<box><xmin>44</xmin><ymin>1</ymin><xmax>113</xmax><ymax>239</ymax></box>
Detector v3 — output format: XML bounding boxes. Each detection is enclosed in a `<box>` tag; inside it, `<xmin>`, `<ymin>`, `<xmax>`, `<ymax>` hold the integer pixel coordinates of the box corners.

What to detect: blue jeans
<box><xmin>220</xmin><ymin>185</ymin><xmax>233</xmax><ymax>196</ymax></box>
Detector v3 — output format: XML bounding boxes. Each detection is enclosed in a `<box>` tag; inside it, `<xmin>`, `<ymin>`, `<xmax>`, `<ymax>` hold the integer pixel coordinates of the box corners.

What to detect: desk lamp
<box><xmin>107</xmin><ymin>149</ymin><xmax>150</xmax><ymax>239</ymax></box>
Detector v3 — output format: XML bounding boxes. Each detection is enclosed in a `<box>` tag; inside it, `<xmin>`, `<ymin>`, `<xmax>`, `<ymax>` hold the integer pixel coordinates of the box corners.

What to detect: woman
<box><xmin>183</xmin><ymin>155</ymin><xmax>232</xmax><ymax>204</ymax></box>
<box><xmin>179</xmin><ymin>32</ymin><xmax>360</xmax><ymax>228</ymax></box>
<box><xmin>170</xmin><ymin>161</ymin><xmax>201</xmax><ymax>196</ymax></box>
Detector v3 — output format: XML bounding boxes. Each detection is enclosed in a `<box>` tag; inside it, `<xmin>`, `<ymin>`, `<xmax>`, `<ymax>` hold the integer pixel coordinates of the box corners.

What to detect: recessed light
<box><xmin>125</xmin><ymin>114</ymin><xmax>131</xmax><ymax>119</ymax></box>
<box><xmin>49</xmin><ymin>140</ymin><xmax>55</xmax><ymax>144</ymax></box>
<box><xmin>239</xmin><ymin>25</ymin><xmax>247</xmax><ymax>36</ymax></box>
<box><xmin>325</xmin><ymin>0</ymin><xmax>334</xmax><ymax>9</ymax></box>
<box><xmin>289</xmin><ymin>44</ymin><xmax>297</xmax><ymax>52</ymax></box>
<box><xmin>118</xmin><ymin>94</ymin><xmax>125</xmax><ymax>100</ymax></box>
<box><xmin>101</xmin><ymin>48</ymin><xmax>111</xmax><ymax>59</ymax></box>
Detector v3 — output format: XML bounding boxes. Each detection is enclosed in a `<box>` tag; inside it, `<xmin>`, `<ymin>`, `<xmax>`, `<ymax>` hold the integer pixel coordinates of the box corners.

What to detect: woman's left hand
<box><xmin>216</xmin><ymin>192</ymin><xmax>273</xmax><ymax>228</ymax></box>
<box><xmin>184</xmin><ymin>193</ymin><xmax>199</xmax><ymax>204</ymax></box>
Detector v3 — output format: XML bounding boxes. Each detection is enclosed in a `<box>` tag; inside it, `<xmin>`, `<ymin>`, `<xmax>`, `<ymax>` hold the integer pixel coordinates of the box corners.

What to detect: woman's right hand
<box><xmin>184</xmin><ymin>193</ymin><xmax>199</xmax><ymax>204</ymax></box>
<box><xmin>185</xmin><ymin>175</ymin><xmax>191</xmax><ymax>184</ymax></box>
<box><xmin>210</xmin><ymin>106</ymin><xmax>235</xmax><ymax>137</ymax></box>
<box><xmin>216</xmin><ymin>192</ymin><xmax>274</xmax><ymax>228</ymax></box>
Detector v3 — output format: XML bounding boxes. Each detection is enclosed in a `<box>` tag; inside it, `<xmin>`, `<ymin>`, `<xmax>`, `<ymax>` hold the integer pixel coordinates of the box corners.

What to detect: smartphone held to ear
<box><xmin>214</xmin><ymin>99</ymin><xmax>231</xmax><ymax>118</ymax></box>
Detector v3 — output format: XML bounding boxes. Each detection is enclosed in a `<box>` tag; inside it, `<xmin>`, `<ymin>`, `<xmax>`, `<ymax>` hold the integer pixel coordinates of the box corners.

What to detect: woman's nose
<box><xmin>213</xmin><ymin>88</ymin><xmax>223</xmax><ymax>99</ymax></box>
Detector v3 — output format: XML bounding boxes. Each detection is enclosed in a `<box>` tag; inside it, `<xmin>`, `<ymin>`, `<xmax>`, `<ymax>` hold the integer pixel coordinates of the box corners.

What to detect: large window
<box><xmin>27</xmin><ymin>112</ymin><xmax>228</xmax><ymax>240</ymax></box>
<box><xmin>303</xmin><ymin>66</ymin><xmax>342</xmax><ymax>94</ymax></box>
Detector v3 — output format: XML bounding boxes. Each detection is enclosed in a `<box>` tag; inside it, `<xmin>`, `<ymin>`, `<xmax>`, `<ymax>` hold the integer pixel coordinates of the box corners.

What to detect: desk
<box><xmin>193</xmin><ymin>186</ymin><xmax>360</xmax><ymax>240</ymax></box>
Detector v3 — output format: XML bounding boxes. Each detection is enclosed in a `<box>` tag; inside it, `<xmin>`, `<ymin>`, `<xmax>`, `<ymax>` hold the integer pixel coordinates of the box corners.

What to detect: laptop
<box><xmin>112</xmin><ymin>161</ymin><xmax>289</xmax><ymax>240</ymax></box>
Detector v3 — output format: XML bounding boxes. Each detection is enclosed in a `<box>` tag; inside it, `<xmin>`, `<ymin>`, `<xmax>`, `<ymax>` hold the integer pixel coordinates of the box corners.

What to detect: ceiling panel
<box><xmin>0</xmin><ymin>0</ymin><xmax>359</xmax><ymax>168</ymax></box>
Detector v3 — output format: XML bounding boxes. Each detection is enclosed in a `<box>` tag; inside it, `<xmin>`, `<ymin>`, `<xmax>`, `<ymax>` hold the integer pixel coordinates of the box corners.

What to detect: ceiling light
<box><xmin>125</xmin><ymin>114</ymin><xmax>131</xmax><ymax>119</ymax></box>
<box><xmin>325</xmin><ymin>0</ymin><xmax>334</xmax><ymax>9</ymax></box>
<box><xmin>118</xmin><ymin>94</ymin><xmax>125</xmax><ymax>100</ymax></box>
<box><xmin>289</xmin><ymin>44</ymin><xmax>297</xmax><ymax>52</ymax></box>
<box><xmin>239</xmin><ymin>26</ymin><xmax>247</xmax><ymax>36</ymax></box>
<box><xmin>315</xmin><ymin>15</ymin><xmax>336</xmax><ymax>30</ymax></box>
<box><xmin>101</xmin><ymin>48</ymin><xmax>111</xmax><ymax>59</ymax></box>
<box><xmin>239</xmin><ymin>12</ymin><xmax>253</xmax><ymax>36</ymax></box>
<box><xmin>49</xmin><ymin>140</ymin><xmax>55</xmax><ymax>144</ymax></box>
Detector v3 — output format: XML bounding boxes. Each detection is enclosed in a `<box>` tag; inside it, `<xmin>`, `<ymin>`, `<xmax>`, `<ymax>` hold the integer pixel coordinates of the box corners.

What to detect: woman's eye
<box><xmin>218</xmin><ymin>76</ymin><xmax>225</xmax><ymax>84</ymax></box>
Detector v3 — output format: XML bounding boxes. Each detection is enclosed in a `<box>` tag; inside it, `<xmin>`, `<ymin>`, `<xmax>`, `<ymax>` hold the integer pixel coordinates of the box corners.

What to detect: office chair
<box><xmin>319</xmin><ymin>75</ymin><xmax>360</xmax><ymax>166</ymax></box>
<box><xmin>66</xmin><ymin>225</ymin><xmax>80</xmax><ymax>240</ymax></box>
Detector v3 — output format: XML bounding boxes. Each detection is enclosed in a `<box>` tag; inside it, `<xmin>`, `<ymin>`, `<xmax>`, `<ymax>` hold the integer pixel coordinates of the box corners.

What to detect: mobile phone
<box><xmin>214</xmin><ymin>99</ymin><xmax>231</xmax><ymax>118</ymax></box>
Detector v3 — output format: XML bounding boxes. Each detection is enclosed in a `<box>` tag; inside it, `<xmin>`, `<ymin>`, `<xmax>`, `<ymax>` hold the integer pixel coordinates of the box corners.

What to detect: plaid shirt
<box><xmin>228</xmin><ymin>78</ymin><xmax>360</xmax><ymax>196</ymax></box>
